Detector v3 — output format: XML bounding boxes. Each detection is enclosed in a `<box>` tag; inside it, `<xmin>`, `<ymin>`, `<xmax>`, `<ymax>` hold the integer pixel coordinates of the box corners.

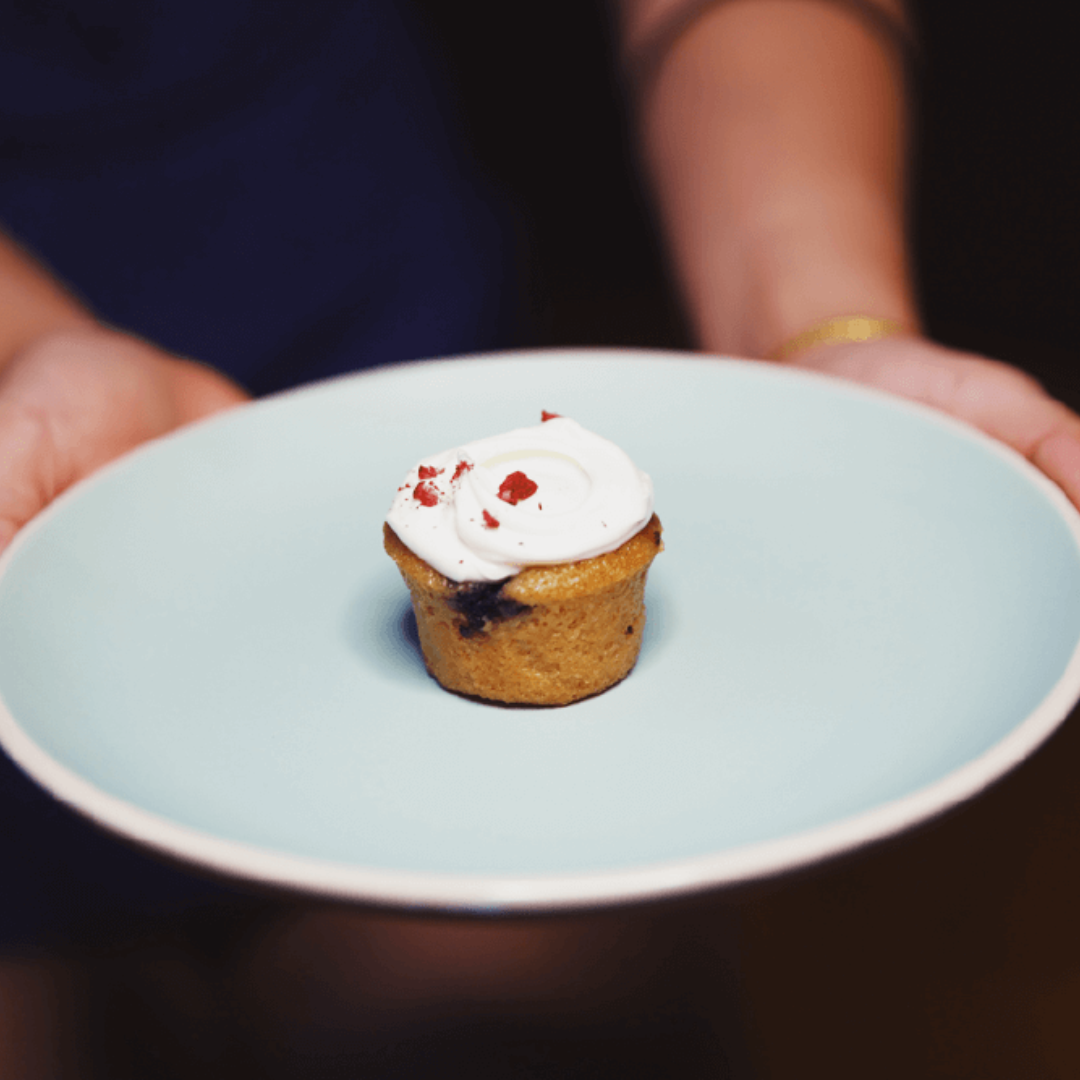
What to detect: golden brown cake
<box><xmin>384</xmin><ymin>415</ymin><xmax>660</xmax><ymax>705</ymax></box>
<box><xmin>384</xmin><ymin>514</ymin><xmax>662</xmax><ymax>705</ymax></box>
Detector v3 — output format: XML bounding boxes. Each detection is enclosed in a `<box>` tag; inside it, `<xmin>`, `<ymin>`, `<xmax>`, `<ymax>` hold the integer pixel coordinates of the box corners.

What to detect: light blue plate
<box><xmin>3</xmin><ymin>350</ymin><xmax>1080</xmax><ymax>911</ymax></box>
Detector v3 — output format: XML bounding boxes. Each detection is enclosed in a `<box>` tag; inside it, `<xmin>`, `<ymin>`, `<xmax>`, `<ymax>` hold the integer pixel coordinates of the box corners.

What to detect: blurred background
<box><xmin>10</xmin><ymin>1</ymin><xmax>1078</xmax><ymax>1076</ymax></box>
<box><xmin>407</xmin><ymin>0</ymin><xmax>1079</xmax><ymax>396</ymax></box>
<box><xmin>400</xmin><ymin>1</ymin><xmax>1080</xmax><ymax>1076</ymax></box>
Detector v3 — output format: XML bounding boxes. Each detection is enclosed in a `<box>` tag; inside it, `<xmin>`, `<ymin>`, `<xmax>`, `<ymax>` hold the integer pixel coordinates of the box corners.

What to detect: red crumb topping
<box><xmin>482</xmin><ymin>509</ymin><xmax>500</xmax><ymax>529</ymax></box>
<box><xmin>541</xmin><ymin>410</ymin><xmax>561</xmax><ymax>422</ymax></box>
<box><xmin>498</xmin><ymin>470</ymin><xmax>538</xmax><ymax>505</ymax></box>
<box><xmin>451</xmin><ymin>459</ymin><xmax>473</xmax><ymax>482</ymax></box>
<box><xmin>418</xmin><ymin>464</ymin><xmax>442</xmax><ymax>479</ymax></box>
<box><xmin>413</xmin><ymin>481</ymin><xmax>439</xmax><ymax>506</ymax></box>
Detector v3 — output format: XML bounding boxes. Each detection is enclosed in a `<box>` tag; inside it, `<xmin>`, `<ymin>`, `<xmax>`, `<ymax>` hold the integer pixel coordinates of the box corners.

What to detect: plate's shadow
<box><xmin>344</xmin><ymin>573</ymin><xmax>427</xmax><ymax>686</ymax></box>
<box><xmin>397</xmin><ymin>604</ymin><xmax>422</xmax><ymax>657</ymax></box>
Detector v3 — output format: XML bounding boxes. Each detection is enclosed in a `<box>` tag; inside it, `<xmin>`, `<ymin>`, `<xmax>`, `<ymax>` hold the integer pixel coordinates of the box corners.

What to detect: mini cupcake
<box><xmin>384</xmin><ymin>415</ymin><xmax>661</xmax><ymax>705</ymax></box>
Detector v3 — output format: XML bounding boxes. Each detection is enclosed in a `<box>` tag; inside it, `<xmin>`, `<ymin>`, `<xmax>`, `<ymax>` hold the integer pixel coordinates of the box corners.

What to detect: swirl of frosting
<box><xmin>386</xmin><ymin>417</ymin><xmax>654</xmax><ymax>582</ymax></box>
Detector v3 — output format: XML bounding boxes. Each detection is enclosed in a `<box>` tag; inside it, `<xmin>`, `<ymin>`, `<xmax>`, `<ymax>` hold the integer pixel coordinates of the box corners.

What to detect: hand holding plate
<box><xmin>783</xmin><ymin>334</ymin><xmax>1080</xmax><ymax>511</ymax></box>
<box><xmin>0</xmin><ymin>327</ymin><xmax>247</xmax><ymax>553</ymax></box>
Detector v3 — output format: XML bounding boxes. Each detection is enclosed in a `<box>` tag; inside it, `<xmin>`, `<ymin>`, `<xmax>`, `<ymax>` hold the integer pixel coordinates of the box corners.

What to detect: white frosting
<box><xmin>386</xmin><ymin>417</ymin><xmax>654</xmax><ymax>582</ymax></box>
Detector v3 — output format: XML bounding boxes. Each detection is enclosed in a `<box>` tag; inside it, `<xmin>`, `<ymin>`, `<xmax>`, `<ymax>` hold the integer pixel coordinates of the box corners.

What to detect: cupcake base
<box><xmin>383</xmin><ymin>515</ymin><xmax>663</xmax><ymax>706</ymax></box>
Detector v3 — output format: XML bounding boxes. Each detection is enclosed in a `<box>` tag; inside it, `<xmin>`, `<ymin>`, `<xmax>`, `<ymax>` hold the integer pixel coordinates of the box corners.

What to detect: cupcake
<box><xmin>384</xmin><ymin>415</ymin><xmax>661</xmax><ymax>705</ymax></box>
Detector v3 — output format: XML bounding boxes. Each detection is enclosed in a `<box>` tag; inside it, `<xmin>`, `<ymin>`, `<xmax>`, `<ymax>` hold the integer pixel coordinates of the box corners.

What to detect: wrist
<box><xmin>695</xmin><ymin>175</ymin><xmax>921</xmax><ymax>357</ymax></box>
<box><xmin>768</xmin><ymin>313</ymin><xmax>914</xmax><ymax>362</ymax></box>
<box><xmin>0</xmin><ymin>233</ymin><xmax>100</xmax><ymax>375</ymax></box>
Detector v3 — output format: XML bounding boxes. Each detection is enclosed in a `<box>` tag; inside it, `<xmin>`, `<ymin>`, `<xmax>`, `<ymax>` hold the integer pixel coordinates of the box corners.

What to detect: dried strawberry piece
<box><xmin>418</xmin><ymin>465</ymin><xmax>442</xmax><ymax>479</ymax></box>
<box><xmin>413</xmin><ymin>481</ymin><xmax>439</xmax><ymax>506</ymax></box>
<box><xmin>482</xmin><ymin>509</ymin><xmax>500</xmax><ymax>529</ymax></box>
<box><xmin>541</xmin><ymin>410</ymin><xmax>561</xmax><ymax>422</ymax></box>
<box><xmin>498</xmin><ymin>470</ymin><xmax>538</xmax><ymax>505</ymax></box>
<box><xmin>451</xmin><ymin>459</ymin><xmax>473</xmax><ymax>482</ymax></box>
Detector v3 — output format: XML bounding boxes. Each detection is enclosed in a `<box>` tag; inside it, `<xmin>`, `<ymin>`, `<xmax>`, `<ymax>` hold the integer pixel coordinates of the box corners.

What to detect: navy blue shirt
<box><xmin>0</xmin><ymin>0</ymin><xmax>515</xmax><ymax>394</ymax></box>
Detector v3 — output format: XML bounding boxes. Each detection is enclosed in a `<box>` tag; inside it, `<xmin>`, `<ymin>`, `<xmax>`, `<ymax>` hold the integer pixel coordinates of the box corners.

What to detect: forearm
<box><xmin>614</xmin><ymin>0</ymin><xmax>920</xmax><ymax>358</ymax></box>
<box><xmin>0</xmin><ymin>231</ymin><xmax>98</xmax><ymax>369</ymax></box>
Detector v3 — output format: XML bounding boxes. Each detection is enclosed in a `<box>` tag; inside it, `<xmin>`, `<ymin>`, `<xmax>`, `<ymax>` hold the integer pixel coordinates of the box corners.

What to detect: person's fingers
<box><xmin>792</xmin><ymin>336</ymin><xmax>1080</xmax><ymax>508</ymax></box>
<box><xmin>165</xmin><ymin>355</ymin><xmax>249</xmax><ymax>426</ymax></box>
<box><xmin>1028</xmin><ymin>426</ymin><xmax>1080</xmax><ymax>512</ymax></box>
<box><xmin>0</xmin><ymin>330</ymin><xmax>248</xmax><ymax>554</ymax></box>
<box><xmin>0</xmin><ymin>403</ymin><xmax>54</xmax><ymax>553</ymax></box>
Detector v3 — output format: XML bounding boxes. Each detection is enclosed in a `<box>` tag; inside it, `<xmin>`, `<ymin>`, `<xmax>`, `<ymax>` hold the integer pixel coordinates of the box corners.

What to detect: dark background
<box><xmin>409</xmin><ymin>0</ymin><xmax>1078</xmax><ymax>396</ymax></box>
<box><xmin>401</xmin><ymin>3</ymin><xmax>1080</xmax><ymax>1077</ymax></box>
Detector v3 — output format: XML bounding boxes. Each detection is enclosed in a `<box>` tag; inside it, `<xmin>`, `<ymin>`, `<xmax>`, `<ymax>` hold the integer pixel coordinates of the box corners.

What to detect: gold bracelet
<box><xmin>769</xmin><ymin>315</ymin><xmax>908</xmax><ymax>361</ymax></box>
